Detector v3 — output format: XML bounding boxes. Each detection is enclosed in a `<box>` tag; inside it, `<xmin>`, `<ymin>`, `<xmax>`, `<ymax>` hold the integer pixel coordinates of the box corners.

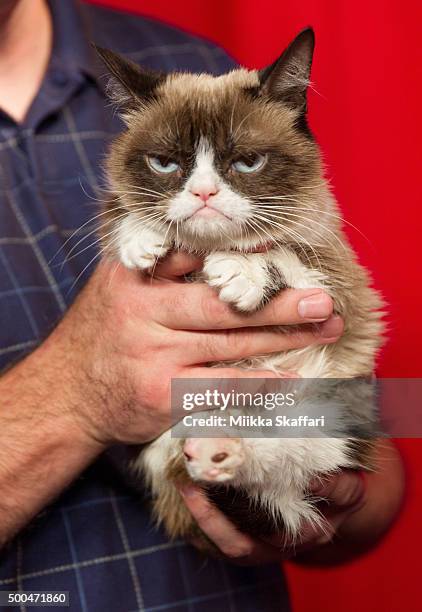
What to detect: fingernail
<box><xmin>320</xmin><ymin>315</ymin><xmax>344</xmax><ymax>339</ymax></box>
<box><xmin>298</xmin><ymin>293</ymin><xmax>333</xmax><ymax>321</ymax></box>
<box><xmin>178</xmin><ymin>485</ymin><xmax>197</xmax><ymax>498</ymax></box>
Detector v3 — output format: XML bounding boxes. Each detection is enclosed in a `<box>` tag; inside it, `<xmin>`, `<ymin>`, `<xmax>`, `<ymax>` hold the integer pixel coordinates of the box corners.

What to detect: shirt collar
<box><xmin>47</xmin><ymin>0</ymin><xmax>105</xmax><ymax>90</ymax></box>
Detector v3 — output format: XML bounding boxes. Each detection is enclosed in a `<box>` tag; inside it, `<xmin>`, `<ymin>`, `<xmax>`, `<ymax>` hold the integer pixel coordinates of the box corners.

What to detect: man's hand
<box><xmin>179</xmin><ymin>439</ymin><xmax>404</xmax><ymax>565</ymax></box>
<box><xmin>45</xmin><ymin>252</ymin><xmax>342</xmax><ymax>446</ymax></box>
<box><xmin>0</xmin><ymin>251</ymin><xmax>341</xmax><ymax>546</ymax></box>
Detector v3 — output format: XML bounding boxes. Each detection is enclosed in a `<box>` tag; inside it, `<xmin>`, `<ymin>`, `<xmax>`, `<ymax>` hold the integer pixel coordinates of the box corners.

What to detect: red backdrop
<box><xmin>87</xmin><ymin>1</ymin><xmax>422</xmax><ymax>610</ymax></box>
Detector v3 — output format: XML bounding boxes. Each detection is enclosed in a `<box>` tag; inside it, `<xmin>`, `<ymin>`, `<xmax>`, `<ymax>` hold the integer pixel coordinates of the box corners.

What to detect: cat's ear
<box><xmin>93</xmin><ymin>44</ymin><xmax>164</xmax><ymax>111</ymax></box>
<box><xmin>259</xmin><ymin>28</ymin><xmax>315</xmax><ymax>111</ymax></box>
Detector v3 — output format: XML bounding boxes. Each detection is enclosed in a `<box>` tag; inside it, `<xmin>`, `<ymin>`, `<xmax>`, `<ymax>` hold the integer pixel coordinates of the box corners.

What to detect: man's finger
<box><xmin>264</xmin><ymin>472</ymin><xmax>367</xmax><ymax>549</ymax></box>
<box><xmin>152</xmin><ymin>283</ymin><xmax>334</xmax><ymax>330</ymax></box>
<box><xmin>179</xmin><ymin>316</ymin><xmax>343</xmax><ymax>363</ymax></box>
<box><xmin>153</xmin><ymin>251</ymin><xmax>203</xmax><ymax>279</ymax></box>
<box><xmin>178</xmin><ymin>486</ymin><xmax>283</xmax><ymax>563</ymax></box>
<box><xmin>310</xmin><ymin>470</ymin><xmax>367</xmax><ymax>512</ymax></box>
<box><xmin>263</xmin><ymin>518</ymin><xmax>330</xmax><ymax>549</ymax></box>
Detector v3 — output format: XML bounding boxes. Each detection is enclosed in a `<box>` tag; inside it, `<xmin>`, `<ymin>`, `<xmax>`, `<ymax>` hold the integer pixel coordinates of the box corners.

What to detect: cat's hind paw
<box><xmin>183</xmin><ymin>438</ymin><xmax>245</xmax><ymax>483</ymax></box>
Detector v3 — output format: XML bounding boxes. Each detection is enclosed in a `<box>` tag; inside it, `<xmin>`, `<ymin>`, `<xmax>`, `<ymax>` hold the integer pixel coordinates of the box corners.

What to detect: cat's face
<box><xmin>98</xmin><ymin>29</ymin><xmax>327</xmax><ymax>251</ymax></box>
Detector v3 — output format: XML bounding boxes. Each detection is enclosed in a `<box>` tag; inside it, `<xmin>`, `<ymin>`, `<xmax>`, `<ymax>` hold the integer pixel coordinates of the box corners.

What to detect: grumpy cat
<box><xmin>95</xmin><ymin>29</ymin><xmax>383</xmax><ymax>545</ymax></box>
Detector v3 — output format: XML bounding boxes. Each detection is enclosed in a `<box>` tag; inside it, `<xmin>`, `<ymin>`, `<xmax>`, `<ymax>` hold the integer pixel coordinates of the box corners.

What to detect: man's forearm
<box><xmin>0</xmin><ymin>339</ymin><xmax>104</xmax><ymax>548</ymax></box>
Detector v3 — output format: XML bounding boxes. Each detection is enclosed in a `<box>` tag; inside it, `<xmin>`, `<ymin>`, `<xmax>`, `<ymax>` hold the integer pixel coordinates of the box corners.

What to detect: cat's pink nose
<box><xmin>191</xmin><ymin>187</ymin><xmax>219</xmax><ymax>202</ymax></box>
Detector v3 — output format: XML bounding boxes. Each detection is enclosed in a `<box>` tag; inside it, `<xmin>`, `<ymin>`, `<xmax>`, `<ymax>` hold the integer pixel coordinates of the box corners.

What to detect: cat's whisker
<box><xmin>60</xmin><ymin>207</ymin><xmax>167</xmax><ymax>270</ymax></box>
<box><xmin>218</xmin><ymin>226</ymin><xmax>237</xmax><ymax>245</ymax></box>
<box><xmin>104</xmin><ymin>189</ymin><xmax>163</xmax><ymax>203</ymax></box>
<box><xmin>274</xmin><ymin>225</ymin><xmax>319</xmax><ymax>271</ymax></box>
<box><xmin>112</xmin><ymin>194</ymin><xmax>163</xmax><ymax>204</ymax></box>
<box><xmin>139</xmin><ymin>212</ymin><xmax>166</xmax><ymax>223</ymax></box>
<box><xmin>138</xmin><ymin>209</ymin><xmax>168</xmax><ymax>218</ymax></box>
<box><xmin>78</xmin><ymin>182</ymin><xmax>121</xmax><ymax>206</ymax></box>
<box><xmin>253</xmin><ymin>202</ymin><xmax>338</xmax><ymax>223</ymax></box>
<box><xmin>231</xmin><ymin>107</ymin><xmax>262</xmax><ymax>141</ymax></box>
<box><xmin>245</xmin><ymin>218</ymin><xmax>306</xmax><ymax>266</ymax></box>
<box><xmin>272</xmin><ymin>211</ymin><xmax>349</xmax><ymax>256</ymax></box>
<box><xmin>49</xmin><ymin>207</ymin><xmax>129</xmax><ymax>265</ymax></box>
<box><xmin>59</xmin><ymin>202</ymin><xmax>165</xmax><ymax>256</ymax></box>
<box><xmin>58</xmin><ymin>211</ymin><xmax>130</xmax><ymax>259</ymax></box>
<box><xmin>254</xmin><ymin>208</ymin><xmax>328</xmax><ymax>271</ymax></box>
<box><xmin>115</xmin><ymin>192</ymin><xmax>162</xmax><ymax>200</ymax></box>
<box><xmin>277</xmin><ymin>225</ymin><xmax>323</xmax><ymax>271</ymax></box>
<box><xmin>252</xmin><ymin>194</ymin><xmax>302</xmax><ymax>200</ymax></box>
<box><xmin>139</xmin><ymin>211</ymin><xmax>169</xmax><ymax>227</ymax></box>
<box><xmin>244</xmin><ymin>216</ymin><xmax>282</xmax><ymax>250</ymax></box>
<box><xmin>244</xmin><ymin>218</ymin><xmax>266</xmax><ymax>245</ymax></box>
<box><xmin>62</xmin><ymin>225</ymin><xmax>126</xmax><ymax>268</ymax></box>
<box><xmin>254</xmin><ymin>204</ymin><xmax>371</xmax><ymax>245</ymax></box>
<box><xmin>250</xmin><ymin>213</ymin><xmax>321</xmax><ymax>270</ymax></box>
<box><xmin>106</xmin><ymin>259</ymin><xmax>122</xmax><ymax>292</ymax></box>
<box><xmin>149</xmin><ymin>220</ymin><xmax>174</xmax><ymax>282</ymax></box>
<box><xmin>252</xmin><ymin>211</ymin><xmax>328</xmax><ymax>266</ymax></box>
<box><xmin>229</xmin><ymin>101</ymin><xmax>236</xmax><ymax>136</ymax></box>
<box><xmin>132</xmin><ymin>216</ymin><xmax>169</xmax><ymax>236</ymax></box>
<box><xmin>297</xmin><ymin>181</ymin><xmax>327</xmax><ymax>190</ymax></box>
<box><xmin>67</xmin><ymin>248</ymin><xmax>106</xmax><ymax>295</ymax></box>
<box><xmin>252</xmin><ymin>182</ymin><xmax>326</xmax><ymax>197</ymax></box>
<box><xmin>58</xmin><ymin>214</ymin><xmax>130</xmax><ymax>270</ymax></box>
<box><xmin>121</xmin><ymin>205</ymin><xmax>167</xmax><ymax>213</ymax></box>
<box><xmin>77</xmin><ymin>177</ymin><xmax>109</xmax><ymax>202</ymax></box>
<box><xmin>141</xmin><ymin>219</ymin><xmax>167</xmax><ymax>232</ymax></box>
<box><xmin>261</xmin><ymin>216</ymin><xmax>327</xmax><ymax>251</ymax></box>
<box><xmin>122</xmin><ymin>184</ymin><xmax>169</xmax><ymax>198</ymax></box>
<box><xmin>174</xmin><ymin>114</ymin><xmax>181</xmax><ymax>141</ymax></box>
<box><xmin>112</xmin><ymin>198</ymin><xmax>164</xmax><ymax>205</ymax></box>
<box><xmin>238</xmin><ymin>215</ymin><xmax>248</xmax><ymax>243</ymax></box>
<box><xmin>252</xmin><ymin>202</ymin><xmax>333</xmax><ymax>215</ymax></box>
<box><xmin>253</xmin><ymin>201</ymin><xmax>337</xmax><ymax>225</ymax></box>
<box><xmin>244</xmin><ymin>219</ymin><xmax>256</xmax><ymax>241</ymax></box>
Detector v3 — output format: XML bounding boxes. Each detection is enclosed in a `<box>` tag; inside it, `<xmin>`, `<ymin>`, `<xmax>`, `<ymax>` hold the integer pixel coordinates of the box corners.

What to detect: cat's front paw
<box><xmin>183</xmin><ymin>438</ymin><xmax>244</xmax><ymax>483</ymax></box>
<box><xmin>118</xmin><ymin>225</ymin><xmax>168</xmax><ymax>270</ymax></box>
<box><xmin>203</xmin><ymin>253</ymin><xmax>267</xmax><ymax>312</ymax></box>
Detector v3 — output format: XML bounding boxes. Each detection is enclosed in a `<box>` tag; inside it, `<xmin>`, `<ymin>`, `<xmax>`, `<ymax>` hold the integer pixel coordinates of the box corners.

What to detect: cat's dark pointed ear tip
<box><xmin>90</xmin><ymin>42</ymin><xmax>113</xmax><ymax>62</ymax></box>
<box><xmin>299</xmin><ymin>26</ymin><xmax>315</xmax><ymax>37</ymax></box>
<box><xmin>295</xmin><ymin>27</ymin><xmax>315</xmax><ymax>46</ymax></box>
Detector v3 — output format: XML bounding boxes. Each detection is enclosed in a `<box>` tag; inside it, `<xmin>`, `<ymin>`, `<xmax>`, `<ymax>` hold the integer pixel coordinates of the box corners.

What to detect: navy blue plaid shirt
<box><xmin>0</xmin><ymin>2</ymin><xmax>289</xmax><ymax>610</ymax></box>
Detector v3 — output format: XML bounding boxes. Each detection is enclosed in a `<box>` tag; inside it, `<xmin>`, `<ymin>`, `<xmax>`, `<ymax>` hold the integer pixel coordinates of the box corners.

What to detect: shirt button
<box><xmin>51</xmin><ymin>70</ymin><xmax>69</xmax><ymax>87</ymax></box>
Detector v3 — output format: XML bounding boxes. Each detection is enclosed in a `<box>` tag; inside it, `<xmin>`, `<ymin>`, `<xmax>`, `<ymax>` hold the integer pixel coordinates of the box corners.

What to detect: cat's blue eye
<box><xmin>231</xmin><ymin>153</ymin><xmax>267</xmax><ymax>174</ymax></box>
<box><xmin>146</xmin><ymin>155</ymin><xmax>180</xmax><ymax>174</ymax></box>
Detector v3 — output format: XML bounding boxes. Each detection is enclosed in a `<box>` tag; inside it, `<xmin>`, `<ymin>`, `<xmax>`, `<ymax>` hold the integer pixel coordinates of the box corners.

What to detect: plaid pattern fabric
<box><xmin>0</xmin><ymin>1</ymin><xmax>289</xmax><ymax>611</ymax></box>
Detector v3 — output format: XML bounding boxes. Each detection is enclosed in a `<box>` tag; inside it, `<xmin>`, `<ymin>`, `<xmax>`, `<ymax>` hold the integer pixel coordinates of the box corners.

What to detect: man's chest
<box><xmin>0</xmin><ymin>89</ymin><xmax>120</xmax><ymax>370</ymax></box>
